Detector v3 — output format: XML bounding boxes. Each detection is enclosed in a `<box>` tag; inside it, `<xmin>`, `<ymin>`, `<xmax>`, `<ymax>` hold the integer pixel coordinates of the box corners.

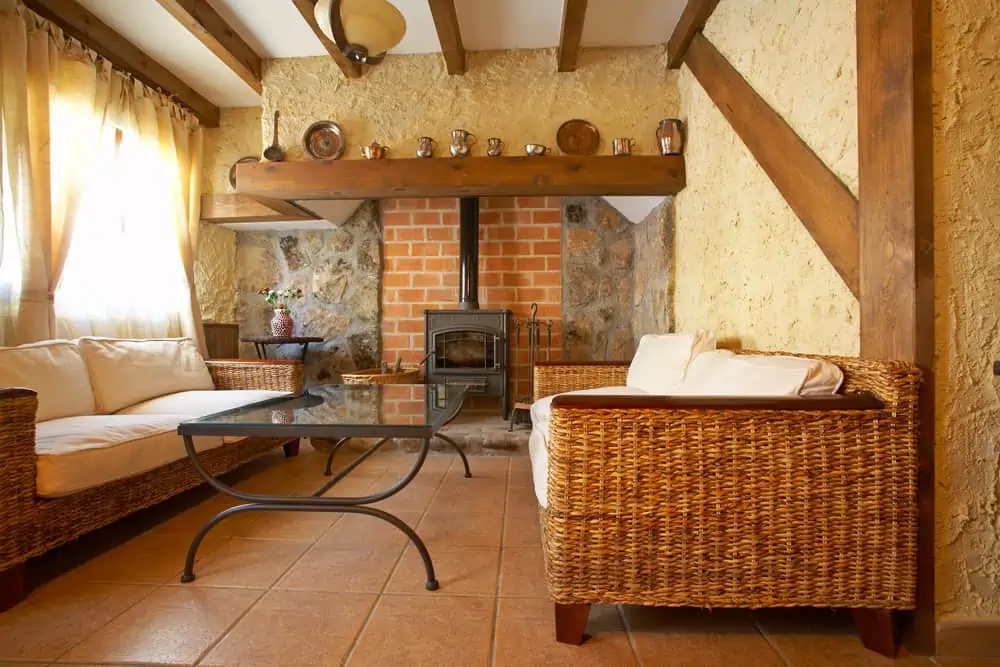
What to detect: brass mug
<box><xmin>416</xmin><ymin>136</ymin><xmax>437</xmax><ymax>158</ymax></box>
<box><xmin>612</xmin><ymin>137</ymin><xmax>634</xmax><ymax>156</ymax></box>
<box><xmin>486</xmin><ymin>137</ymin><xmax>504</xmax><ymax>157</ymax></box>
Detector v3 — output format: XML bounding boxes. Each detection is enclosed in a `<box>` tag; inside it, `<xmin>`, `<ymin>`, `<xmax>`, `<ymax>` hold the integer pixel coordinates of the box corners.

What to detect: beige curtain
<box><xmin>1</xmin><ymin>0</ymin><xmax>204</xmax><ymax>348</ymax></box>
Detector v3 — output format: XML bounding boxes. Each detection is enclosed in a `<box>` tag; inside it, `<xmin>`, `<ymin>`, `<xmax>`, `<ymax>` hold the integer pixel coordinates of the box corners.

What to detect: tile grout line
<box><xmin>192</xmin><ymin>461</ymin><xmax>335</xmax><ymax>666</ymax></box>
<box><xmin>338</xmin><ymin>449</ymin><xmax>456</xmax><ymax>666</ymax></box>
<box><xmin>193</xmin><ymin>453</ymin><xmax>382</xmax><ymax>666</ymax></box>
<box><xmin>488</xmin><ymin>457</ymin><xmax>513</xmax><ymax>667</ymax></box>
<box><xmin>752</xmin><ymin>616</ymin><xmax>794</xmax><ymax>667</ymax></box>
<box><xmin>616</xmin><ymin>604</ymin><xmax>645</xmax><ymax>667</ymax></box>
<box><xmin>47</xmin><ymin>581</ymin><xmax>161</xmax><ymax>664</ymax></box>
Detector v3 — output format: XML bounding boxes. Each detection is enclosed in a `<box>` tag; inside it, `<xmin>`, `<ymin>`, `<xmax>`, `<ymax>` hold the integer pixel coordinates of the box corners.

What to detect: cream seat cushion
<box><xmin>528</xmin><ymin>386</ymin><xmax>648</xmax><ymax>509</ymax></box>
<box><xmin>35</xmin><ymin>414</ymin><xmax>224</xmax><ymax>498</ymax></box>
<box><xmin>676</xmin><ymin>350</ymin><xmax>844</xmax><ymax>396</ymax></box>
<box><xmin>626</xmin><ymin>331</ymin><xmax>716</xmax><ymax>394</ymax></box>
<box><xmin>79</xmin><ymin>337</ymin><xmax>214</xmax><ymax>414</ymax></box>
<box><xmin>0</xmin><ymin>340</ymin><xmax>95</xmax><ymax>422</ymax></box>
<box><xmin>117</xmin><ymin>389</ymin><xmax>290</xmax><ymax>443</ymax></box>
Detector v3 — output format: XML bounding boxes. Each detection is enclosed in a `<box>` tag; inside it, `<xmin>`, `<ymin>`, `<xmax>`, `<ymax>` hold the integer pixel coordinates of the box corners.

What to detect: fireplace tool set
<box><xmin>509</xmin><ymin>303</ymin><xmax>554</xmax><ymax>431</ymax></box>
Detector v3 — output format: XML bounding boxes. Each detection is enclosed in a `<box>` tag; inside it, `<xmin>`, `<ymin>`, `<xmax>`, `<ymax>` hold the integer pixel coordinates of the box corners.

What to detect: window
<box><xmin>54</xmin><ymin>121</ymin><xmax>190</xmax><ymax>339</ymax></box>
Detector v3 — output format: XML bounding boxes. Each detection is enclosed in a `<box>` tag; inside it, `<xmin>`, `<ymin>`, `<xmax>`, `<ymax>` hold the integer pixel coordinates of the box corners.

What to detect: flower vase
<box><xmin>270</xmin><ymin>309</ymin><xmax>294</xmax><ymax>337</ymax></box>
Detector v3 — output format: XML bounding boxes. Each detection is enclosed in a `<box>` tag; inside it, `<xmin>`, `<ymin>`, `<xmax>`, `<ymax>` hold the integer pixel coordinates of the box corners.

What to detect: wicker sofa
<box><xmin>0</xmin><ymin>348</ymin><xmax>303</xmax><ymax>611</ymax></box>
<box><xmin>531</xmin><ymin>352</ymin><xmax>920</xmax><ymax>656</ymax></box>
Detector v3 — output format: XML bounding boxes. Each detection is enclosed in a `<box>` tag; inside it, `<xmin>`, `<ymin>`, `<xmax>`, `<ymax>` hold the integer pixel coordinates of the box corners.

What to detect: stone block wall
<box><xmin>235</xmin><ymin>201</ymin><xmax>382</xmax><ymax>385</ymax></box>
<box><xmin>561</xmin><ymin>198</ymin><xmax>636</xmax><ymax>361</ymax></box>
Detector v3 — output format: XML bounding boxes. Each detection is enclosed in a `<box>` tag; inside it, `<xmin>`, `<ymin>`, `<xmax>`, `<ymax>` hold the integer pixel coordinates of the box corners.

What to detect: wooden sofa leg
<box><xmin>0</xmin><ymin>563</ymin><xmax>26</xmax><ymax>613</ymax></box>
<box><xmin>853</xmin><ymin>609</ymin><xmax>897</xmax><ymax>658</ymax></box>
<box><xmin>554</xmin><ymin>603</ymin><xmax>590</xmax><ymax>645</ymax></box>
<box><xmin>283</xmin><ymin>440</ymin><xmax>300</xmax><ymax>458</ymax></box>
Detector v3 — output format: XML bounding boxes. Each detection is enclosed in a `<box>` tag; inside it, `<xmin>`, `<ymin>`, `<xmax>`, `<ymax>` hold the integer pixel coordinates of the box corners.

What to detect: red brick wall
<box><xmin>381</xmin><ymin>197</ymin><xmax>563</xmax><ymax>409</ymax></box>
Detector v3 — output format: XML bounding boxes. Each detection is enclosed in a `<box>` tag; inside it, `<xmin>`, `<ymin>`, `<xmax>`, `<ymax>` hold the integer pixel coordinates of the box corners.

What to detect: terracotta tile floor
<box><xmin>0</xmin><ymin>446</ymin><xmax>995</xmax><ymax>666</ymax></box>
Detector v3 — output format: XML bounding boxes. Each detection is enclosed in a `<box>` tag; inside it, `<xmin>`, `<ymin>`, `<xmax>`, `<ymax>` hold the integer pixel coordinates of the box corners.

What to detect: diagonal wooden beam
<box><xmin>23</xmin><ymin>0</ymin><xmax>220</xmax><ymax>126</ymax></box>
<box><xmin>154</xmin><ymin>0</ymin><xmax>262</xmax><ymax>94</ymax></box>
<box><xmin>685</xmin><ymin>32</ymin><xmax>860</xmax><ymax>296</ymax></box>
<box><xmin>291</xmin><ymin>0</ymin><xmax>362</xmax><ymax>79</ymax></box>
<box><xmin>428</xmin><ymin>0</ymin><xmax>465</xmax><ymax>75</ymax></box>
<box><xmin>557</xmin><ymin>0</ymin><xmax>588</xmax><ymax>72</ymax></box>
<box><xmin>666</xmin><ymin>0</ymin><xmax>720</xmax><ymax>69</ymax></box>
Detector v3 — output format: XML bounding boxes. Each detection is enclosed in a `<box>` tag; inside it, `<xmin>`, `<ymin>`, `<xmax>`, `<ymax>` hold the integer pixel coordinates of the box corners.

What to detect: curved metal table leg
<box><xmin>323</xmin><ymin>436</ymin><xmax>352</xmax><ymax>476</ymax></box>
<box><xmin>180</xmin><ymin>434</ymin><xmax>439</xmax><ymax>589</ymax></box>
<box><xmin>434</xmin><ymin>433</ymin><xmax>471</xmax><ymax>478</ymax></box>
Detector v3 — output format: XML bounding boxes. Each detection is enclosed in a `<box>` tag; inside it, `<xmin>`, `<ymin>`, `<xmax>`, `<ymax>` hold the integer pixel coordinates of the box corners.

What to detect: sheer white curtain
<box><xmin>55</xmin><ymin>78</ymin><xmax>203</xmax><ymax>345</ymax></box>
<box><xmin>0</xmin><ymin>0</ymin><xmax>205</xmax><ymax>347</ymax></box>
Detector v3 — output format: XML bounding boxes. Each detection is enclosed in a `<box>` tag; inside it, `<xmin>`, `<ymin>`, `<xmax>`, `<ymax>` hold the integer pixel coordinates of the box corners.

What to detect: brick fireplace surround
<box><xmin>381</xmin><ymin>197</ymin><xmax>564</xmax><ymax>412</ymax></box>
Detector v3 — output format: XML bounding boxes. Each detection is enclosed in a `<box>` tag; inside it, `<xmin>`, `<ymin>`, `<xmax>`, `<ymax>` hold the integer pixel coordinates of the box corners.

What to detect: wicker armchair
<box><xmin>0</xmin><ymin>359</ymin><xmax>303</xmax><ymax>610</ymax></box>
<box><xmin>532</xmin><ymin>353</ymin><xmax>920</xmax><ymax>656</ymax></box>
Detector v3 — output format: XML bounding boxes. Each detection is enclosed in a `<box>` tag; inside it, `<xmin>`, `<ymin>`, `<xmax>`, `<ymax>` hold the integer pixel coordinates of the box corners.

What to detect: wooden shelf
<box><xmin>235</xmin><ymin>155</ymin><xmax>685</xmax><ymax>201</ymax></box>
<box><xmin>200</xmin><ymin>194</ymin><xmax>318</xmax><ymax>223</ymax></box>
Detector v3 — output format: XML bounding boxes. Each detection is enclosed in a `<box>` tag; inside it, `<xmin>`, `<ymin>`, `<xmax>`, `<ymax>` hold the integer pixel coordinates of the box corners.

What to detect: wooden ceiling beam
<box><xmin>428</xmin><ymin>0</ymin><xmax>466</xmax><ymax>75</ymax></box>
<box><xmin>291</xmin><ymin>0</ymin><xmax>363</xmax><ymax>79</ymax></box>
<box><xmin>666</xmin><ymin>0</ymin><xmax>721</xmax><ymax>69</ymax></box>
<box><xmin>685</xmin><ymin>32</ymin><xmax>860</xmax><ymax>296</ymax></box>
<box><xmin>557</xmin><ymin>0</ymin><xmax>588</xmax><ymax>72</ymax></box>
<box><xmin>23</xmin><ymin>0</ymin><xmax>220</xmax><ymax>126</ymax></box>
<box><xmin>154</xmin><ymin>0</ymin><xmax>262</xmax><ymax>94</ymax></box>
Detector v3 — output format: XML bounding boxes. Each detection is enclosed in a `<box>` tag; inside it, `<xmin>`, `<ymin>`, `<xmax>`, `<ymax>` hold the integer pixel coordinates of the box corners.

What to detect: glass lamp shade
<box><xmin>315</xmin><ymin>0</ymin><xmax>406</xmax><ymax>61</ymax></box>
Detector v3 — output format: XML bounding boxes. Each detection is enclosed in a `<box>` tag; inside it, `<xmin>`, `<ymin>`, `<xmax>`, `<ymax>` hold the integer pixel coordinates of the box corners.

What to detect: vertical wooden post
<box><xmin>856</xmin><ymin>0</ymin><xmax>934</xmax><ymax>655</ymax></box>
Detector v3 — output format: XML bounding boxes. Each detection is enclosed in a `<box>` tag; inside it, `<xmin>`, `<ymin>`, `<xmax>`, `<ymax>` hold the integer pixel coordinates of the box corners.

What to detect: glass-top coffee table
<box><xmin>177</xmin><ymin>383</ymin><xmax>470</xmax><ymax>590</ymax></box>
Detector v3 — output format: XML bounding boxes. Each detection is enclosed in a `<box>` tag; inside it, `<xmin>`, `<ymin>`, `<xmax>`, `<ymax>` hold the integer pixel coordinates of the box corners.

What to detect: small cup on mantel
<box><xmin>612</xmin><ymin>137</ymin><xmax>634</xmax><ymax>156</ymax></box>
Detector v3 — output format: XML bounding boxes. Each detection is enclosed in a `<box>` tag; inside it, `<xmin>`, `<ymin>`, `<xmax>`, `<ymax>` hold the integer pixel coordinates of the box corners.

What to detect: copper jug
<box><xmin>656</xmin><ymin>119</ymin><xmax>685</xmax><ymax>155</ymax></box>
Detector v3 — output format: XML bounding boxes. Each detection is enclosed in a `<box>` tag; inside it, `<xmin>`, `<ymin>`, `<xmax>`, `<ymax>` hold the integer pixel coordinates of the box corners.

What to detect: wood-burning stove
<box><xmin>424</xmin><ymin>198</ymin><xmax>511</xmax><ymax>417</ymax></box>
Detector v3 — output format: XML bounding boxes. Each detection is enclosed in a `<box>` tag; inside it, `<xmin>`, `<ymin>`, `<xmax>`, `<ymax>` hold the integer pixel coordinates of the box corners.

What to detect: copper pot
<box><xmin>657</xmin><ymin>118</ymin><xmax>685</xmax><ymax>155</ymax></box>
<box><xmin>362</xmin><ymin>141</ymin><xmax>388</xmax><ymax>159</ymax></box>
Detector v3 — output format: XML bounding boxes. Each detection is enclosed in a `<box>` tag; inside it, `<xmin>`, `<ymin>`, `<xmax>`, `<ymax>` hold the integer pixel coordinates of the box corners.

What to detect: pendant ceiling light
<box><xmin>315</xmin><ymin>0</ymin><xmax>406</xmax><ymax>65</ymax></box>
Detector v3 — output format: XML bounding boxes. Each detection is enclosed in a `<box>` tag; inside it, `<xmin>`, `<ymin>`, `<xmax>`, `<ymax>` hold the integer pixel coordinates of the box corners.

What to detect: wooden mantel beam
<box><xmin>23</xmin><ymin>0</ymin><xmax>220</xmax><ymax>126</ymax></box>
<box><xmin>236</xmin><ymin>155</ymin><xmax>685</xmax><ymax>201</ymax></box>
<box><xmin>557</xmin><ymin>0</ymin><xmax>588</xmax><ymax>73</ymax></box>
<box><xmin>154</xmin><ymin>0</ymin><xmax>263</xmax><ymax>94</ymax></box>
<box><xmin>685</xmin><ymin>32</ymin><xmax>860</xmax><ymax>296</ymax></box>
<box><xmin>291</xmin><ymin>0</ymin><xmax>362</xmax><ymax>79</ymax></box>
<box><xmin>428</xmin><ymin>0</ymin><xmax>466</xmax><ymax>75</ymax></box>
<box><xmin>666</xmin><ymin>0</ymin><xmax>721</xmax><ymax>69</ymax></box>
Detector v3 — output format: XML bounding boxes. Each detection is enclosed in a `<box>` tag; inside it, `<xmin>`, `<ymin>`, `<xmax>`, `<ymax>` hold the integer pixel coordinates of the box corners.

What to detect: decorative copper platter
<box><xmin>228</xmin><ymin>156</ymin><xmax>260</xmax><ymax>189</ymax></box>
<box><xmin>303</xmin><ymin>120</ymin><xmax>346</xmax><ymax>160</ymax></box>
<box><xmin>556</xmin><ymin>119</ymin><xmax>600</xmax><ymax>155</ymax></box>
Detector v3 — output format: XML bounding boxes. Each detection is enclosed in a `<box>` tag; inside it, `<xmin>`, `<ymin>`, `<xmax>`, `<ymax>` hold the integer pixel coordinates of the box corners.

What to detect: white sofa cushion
<box><xmin>35</xmin><ymin>414</ymin><xmax>224</xmax><ymax>498</ymax></box>
<box><xmin>529</xmin><ymin>386</ymin><xmax>648</xmax><ymax>509</ymax></box>
<box><xmin>117</xmin><ymin>389</ymin><xmax>289</xmax><ymax>417</ymax></box>
<box><xmin>677</xmin><ymin>350</ymin><xmax>843</xmax><ymax>397</ymax></box>
<box><xmin>0</xmin><ymin>340</ymin><xmax>95</xmax><ymax>422</ymax></box>
<box><xmin>79</xmin><ymin>337</ymin><xmax>214</xmax><ymax>414</ymax></box>
<box><xmin>118</xmin><ymin>389</ymin><xmax>290</xmax><ymax>443</ymax></box>
<box><xmin>626</xmin><ymin>331</ymin><xmax>716</xmax><ymax>394</ymax></box>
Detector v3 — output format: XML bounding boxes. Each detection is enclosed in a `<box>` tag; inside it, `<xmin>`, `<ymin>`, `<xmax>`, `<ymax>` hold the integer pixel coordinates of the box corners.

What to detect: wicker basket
<box><xmin>342</xmin><ymin>366</ymin><xmax>422</xmax><ymax>385</ymax></box>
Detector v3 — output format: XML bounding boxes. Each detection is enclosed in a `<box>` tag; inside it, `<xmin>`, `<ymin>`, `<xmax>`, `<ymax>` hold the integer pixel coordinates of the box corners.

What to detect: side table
<box><xmin>241</xmin><ymin>336</ymin><xmax>323</xmax><ymax>362</ymax></box>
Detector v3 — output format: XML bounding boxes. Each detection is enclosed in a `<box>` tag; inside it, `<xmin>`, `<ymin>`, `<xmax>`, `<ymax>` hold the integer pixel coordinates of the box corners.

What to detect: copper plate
<box><xmin>556</xmin><ymin>119</ymin><xmax>600</xmax><ymax>155</ymax></box>
<box><xmin>228</xmin><ymin>156</ymin><xmax>259</xmax><ymax>190</ymax></box>
<box><xmin>303</xmin><ymin>120</ymin><xmax>345</xmax><ymax>160</ymax></box>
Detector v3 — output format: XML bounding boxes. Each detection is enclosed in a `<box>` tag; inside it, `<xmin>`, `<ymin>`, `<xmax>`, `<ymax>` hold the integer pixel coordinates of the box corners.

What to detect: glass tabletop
<box><xmin>178</xmin><ymin>383</ymin><xmax>469</xmax><ymax>438</ymax></box>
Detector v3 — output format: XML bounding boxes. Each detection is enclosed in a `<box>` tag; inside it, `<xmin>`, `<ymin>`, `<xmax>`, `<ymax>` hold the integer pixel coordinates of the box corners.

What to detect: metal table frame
<box><xmin>177</xmin><ymin>388</ymin><xmax>470</xmax><ymax>590</ymax></box>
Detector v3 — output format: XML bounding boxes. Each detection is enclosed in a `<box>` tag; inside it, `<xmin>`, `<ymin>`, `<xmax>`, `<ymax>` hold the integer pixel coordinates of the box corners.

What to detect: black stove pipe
<box><xmin>458</xmin><ymin>197</ymin><xmax>479</xmax><ymax>310</ymax></box>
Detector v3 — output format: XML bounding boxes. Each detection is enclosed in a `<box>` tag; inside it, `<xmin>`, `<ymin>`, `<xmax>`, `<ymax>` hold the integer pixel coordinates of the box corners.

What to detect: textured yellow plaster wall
<box><xmin>259</xmin><ymin>47</ymin><xmax>678</xmax><ymax>162</ymax></box>
<box><xmin>196</xmin><ymin>108</ymin><xmax>260</xmax><ymax>322</ymax></box>
<box><xmin>932</xmin><ymin>0</ymin><xmax>1000</xmax><ymax>620</ymax></box>
<box><xmin>675</xmin><ymin>0</ymin><xmax>1000</xmax><ymax>623</ymax></box>
<box><xmin>195</xmin><ymin>222</ymin><xmax>237</xmax><ymax>323</ymax></box>
<box><xmin>202</xmin><ymin>107</ymin><xmax>262</xmax><ymax>195</ymax></box>
<box><xmin>673</xmin><ymin>0</ymin><xmax>859</xmax><ymax>355</ymax></box>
